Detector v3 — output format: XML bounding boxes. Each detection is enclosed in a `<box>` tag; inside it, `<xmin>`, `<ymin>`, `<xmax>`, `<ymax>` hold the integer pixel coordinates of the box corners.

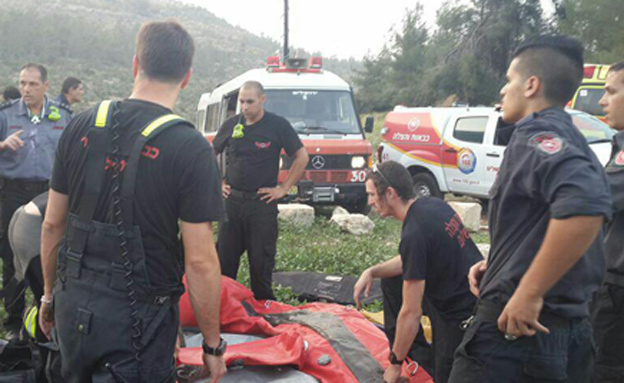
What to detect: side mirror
<box><xmin>364</xmin><ymin>116</ymin><xmax>374</xmax><ymax>133</ymax></box>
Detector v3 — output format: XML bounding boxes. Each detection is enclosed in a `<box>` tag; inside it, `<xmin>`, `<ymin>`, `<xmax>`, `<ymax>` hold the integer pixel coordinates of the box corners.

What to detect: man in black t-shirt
<box><xmin>450</xmin><ymin>36</ymin><xmax>611</xmax><ymax>383</ymax></box>
<box><xmin>39</xmin><ymin>21</ymin><xmax>226</xmax><ymax>382</ymax></box>
<box><xmin>354</xmin><ymin>161</ymin><xmax>481</xmax><ymax>383</ymax></box>
<box><xmin>213</xmin><ymin>81</ymin><xmax>309</xmax><ymax>300</ymax></box>
<box><xmin>593</xmin><ymin>61</ymin><xmax>624</xmax><ymax>382</ymax></box>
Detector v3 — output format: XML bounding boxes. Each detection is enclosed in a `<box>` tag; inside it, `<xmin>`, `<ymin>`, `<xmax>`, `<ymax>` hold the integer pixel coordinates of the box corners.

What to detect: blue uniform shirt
<box><xmin>480</xmin><ymin>107</ymin><xmax>612</xmax><ymax>319</ymax></box>
<box><xmin>0</xmin><ymin>97</ymin><xmax>72</xmax><ymax>181</ymax></box>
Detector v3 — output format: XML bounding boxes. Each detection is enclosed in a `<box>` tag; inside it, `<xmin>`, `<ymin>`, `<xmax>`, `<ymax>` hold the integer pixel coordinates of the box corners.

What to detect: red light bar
<box><xmin>583</xmin><ymin>65</ymin><xmax>595</xmax><ymax>79</ymax></box>
<box><xmin>267</xmin><ymin>56</ymin><xmax>280</xmax><ymax>68</ymax></box>
<box><xmin>310</xmin><ymin>56</ymin><xmax>323</xmax><ymax>69</ymax></box>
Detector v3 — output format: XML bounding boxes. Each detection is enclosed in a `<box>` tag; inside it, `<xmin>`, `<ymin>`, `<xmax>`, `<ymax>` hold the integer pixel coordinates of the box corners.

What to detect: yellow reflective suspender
<box><xmin>95</xmin><ymin>100</ymin><xmax>113</xmax><ymax>128</ymax></box>
<box><xmin>24</xmin><ymin>306</ymin><xmax>38</xmax><ymax>339</ymax></box>
<box><xmin>141</xmin><ymin>114</ymin><xmax>184</xmax><ymax>137</ymax></box>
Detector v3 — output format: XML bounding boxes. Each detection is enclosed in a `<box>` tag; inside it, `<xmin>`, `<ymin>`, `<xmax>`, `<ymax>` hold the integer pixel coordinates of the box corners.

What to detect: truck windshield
<box><xmin>574</xmin><ymin>87</ymin><xmax>606</xmax><ymax>117</ymax></box>
<box><xmin>264</xmin><ymin>90</ymin><xmax>361</xmax><ymax>134</ymax></box>
<box><xmin>571</xmin><ymin>112</ymin><xmax>616</xmax><ymax>144</ymax></box>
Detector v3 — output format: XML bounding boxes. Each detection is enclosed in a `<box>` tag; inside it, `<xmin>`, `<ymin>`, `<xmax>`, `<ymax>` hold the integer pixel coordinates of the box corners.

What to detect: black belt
<box><xmin>0</xmin><ymin>178</ymin><xmax>48</xmax><ymax>192</ymax></box>
<box><xmin>229</xmin><ymin>188</ymin><xmax>261</xmax><ymax>200</ymax></box>
<box><xmin>61</xmin><ymin>261</ymin><xmax>182</xmax><ymax>306</ymax></box>
<box><xmin>475</xmin><ymin>299</ymin><xmax>570</xmax><ymax>328</ymax></box>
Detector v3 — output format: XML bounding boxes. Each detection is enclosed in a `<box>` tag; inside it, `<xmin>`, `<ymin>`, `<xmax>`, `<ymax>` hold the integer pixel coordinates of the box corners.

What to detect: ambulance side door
<box><xmin>442</xmin><ymin>114</ymin><xmax>489</xmax><ymax>197</ymax></box>
<box><xmin>483</xmin><ymin>114</ymin><xmax>507</xmax><ymax>195</ymax></box>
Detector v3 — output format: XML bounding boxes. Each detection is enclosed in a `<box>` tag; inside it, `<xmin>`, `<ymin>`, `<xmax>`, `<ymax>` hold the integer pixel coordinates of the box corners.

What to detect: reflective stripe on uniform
<box><xmin>95</xmin><ymin>100</ymin><xmax>113</xmax><ymax>128</ymax></box>
<box><xmin>141</xmin><ymin>114</ymin><xmax>182</xmax><ymax>137</ymax></box>
<box><xmin>24</xmin><ymin>306</ymin><xmax>38</xmax><ymax>339</ymax></box>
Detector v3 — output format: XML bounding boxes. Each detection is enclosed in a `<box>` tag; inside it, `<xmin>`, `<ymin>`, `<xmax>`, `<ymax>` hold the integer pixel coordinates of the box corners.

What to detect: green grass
<box><xmin>232</xmin><ymin>212</ymin><xmax>490</xmax><ymax>307</ymax></box>
<box><xmin>0</xmin><ymin>211</ymin><xmax>489</xmax><ymax>337</ymax></box>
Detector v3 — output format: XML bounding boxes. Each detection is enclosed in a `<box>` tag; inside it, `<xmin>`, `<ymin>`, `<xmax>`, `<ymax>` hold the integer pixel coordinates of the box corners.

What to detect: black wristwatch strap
<box><xmin>389</xmin><ymin>351</ymin><xmax>404</xmax><ymax>365</ymax></box>
<box><xmin>202</xmin><ymin>338</ymin><xmax>227</xmax><ymax>356</ymax></box>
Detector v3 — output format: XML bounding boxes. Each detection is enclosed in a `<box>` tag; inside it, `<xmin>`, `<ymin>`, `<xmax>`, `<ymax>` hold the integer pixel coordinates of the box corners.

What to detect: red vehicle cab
<box><xmin>197</xmin><ymin>57</ymin><xmax>374</xmax><ymax>213</ymax></box>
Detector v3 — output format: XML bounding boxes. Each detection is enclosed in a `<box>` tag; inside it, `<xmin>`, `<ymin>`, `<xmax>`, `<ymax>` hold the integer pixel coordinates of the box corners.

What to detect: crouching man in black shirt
<box><xmin>354</xmin><ymin>161</ymin><xmax>482</xmax><ymax>383</ymax></box>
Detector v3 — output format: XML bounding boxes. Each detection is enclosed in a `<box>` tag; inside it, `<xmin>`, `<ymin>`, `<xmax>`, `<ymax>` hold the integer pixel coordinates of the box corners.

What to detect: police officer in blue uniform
<box><xmin>593</xmin><ymin>61</ymin><xmax>624</xmax><ymax>383</ymax></box>
<box><xmin>449</xmin><ymin>36</ymin><xmax>612</xmax><ymax>383</ymax></box>
<box><xmin>0</xmin><ymin>63</ymin><xmax>71</xmax><ymax>338</ymax></box>
<box><xmin>39</xmin><ymin>21</ymin><xmax>226</xmax><ymax>382</ymax></box>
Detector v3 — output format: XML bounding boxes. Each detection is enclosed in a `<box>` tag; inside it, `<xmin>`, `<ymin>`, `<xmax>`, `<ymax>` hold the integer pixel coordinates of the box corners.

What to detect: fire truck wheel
<box><xmin>411</xmin><ymin>173</ymin><xmax>442</xmax><ymax>199</ymax></box>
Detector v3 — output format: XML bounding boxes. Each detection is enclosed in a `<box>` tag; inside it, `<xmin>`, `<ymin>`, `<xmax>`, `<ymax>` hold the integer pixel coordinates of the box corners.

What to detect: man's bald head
<box><xmin>240</xmin><ymin>81</ymin><xmax>264</xmax><ymax>97</ymax></box>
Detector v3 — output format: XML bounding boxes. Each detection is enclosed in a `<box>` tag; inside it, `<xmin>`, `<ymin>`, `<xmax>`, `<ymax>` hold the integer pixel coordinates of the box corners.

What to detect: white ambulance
<box><xmin>197</xmin><ymin>56</ymin><xmax>374</xmax><ymax>213</ymax></box>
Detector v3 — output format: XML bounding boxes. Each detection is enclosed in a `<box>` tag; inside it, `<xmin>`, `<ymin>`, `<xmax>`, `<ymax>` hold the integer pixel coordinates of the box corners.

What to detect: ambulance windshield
<box><xmin>264</xmin><ymin>90</ymin><xmax>361</xmax><ymax>134</ymax></box>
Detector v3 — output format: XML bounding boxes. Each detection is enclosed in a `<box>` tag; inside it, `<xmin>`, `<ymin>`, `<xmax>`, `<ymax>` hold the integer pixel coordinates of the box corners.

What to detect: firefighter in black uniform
<box><xmin>449</xmin><ymin>36</ymin><xmax>612</xmax><ymax>383</ymax></box>
<box><xmin>354</xmin><ymin>161</ymin><xmax>482</xmax><ymax>383</ymax></box>
<box><xmin>213</xmin><ymin>81</ymin><xmax>309</xmax><ymax>300</ymax></box>
<box><xmin>593</xmin><ymin>61</ymin><xmax>624</xmax><ymax>383</ymax></box>
<box><xmin>39</xmin><ymin>21</ymin><xmax>227</xmax><ymax>382</ymax></box>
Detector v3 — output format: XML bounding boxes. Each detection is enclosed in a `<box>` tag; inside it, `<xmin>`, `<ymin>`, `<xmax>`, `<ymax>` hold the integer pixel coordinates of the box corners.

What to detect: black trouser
<box><xmin>0</xmin><ymin>178</ymin><xmax>47</xmax><ymax>329</ymax></box>
<box><xmin>218</xmin><ymin>193</ymin><xmax>278</xmax><ymax>300</ymax></box>
<box><xmin>381</xmin><ymin>276</ymin><xmax>465</xmax><ymax>383</ymax></box>
<box><xmin>55</xmin><ymin>215</ymin><xmax>179</xmax><ymax>382</ymax></box>
<box><xmin>592</xmin><ymin>283</ymin><xmax>624</xmax><ymax>383</ymax></box>
<box><xmin>449</xmin><ymin>300</ymin><xmax>594</xmax><ymax>383</ymax></box>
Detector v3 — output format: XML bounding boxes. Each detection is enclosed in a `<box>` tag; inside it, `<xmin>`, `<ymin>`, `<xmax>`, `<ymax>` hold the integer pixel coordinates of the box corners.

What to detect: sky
<box><xmin>180</xmin><ymin>1</ymin><xmax>443</xmax><ymax>60</ymax></box>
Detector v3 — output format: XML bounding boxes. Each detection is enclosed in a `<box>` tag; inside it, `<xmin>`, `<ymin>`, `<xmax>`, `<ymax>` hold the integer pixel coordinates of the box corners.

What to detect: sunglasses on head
<box><xmin>372</xmin><ymin>163</ymin><xmax>392</xmax><ymax>188</ymax></box>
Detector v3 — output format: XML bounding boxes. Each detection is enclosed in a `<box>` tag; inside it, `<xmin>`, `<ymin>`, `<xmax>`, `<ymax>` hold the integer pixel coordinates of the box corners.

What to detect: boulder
<box><xmin>278</xmin><ymin>204</ymin><xmax>315</xmax><ymax>227</ymax></box>
<box><xmin>330</xmin><ymin>214</ymin><xmax>375</xmax><ymax>235</ymax></box>
<box><xmin>477</xmin><ymin>244</ymin><xmax>490</xmax><ymax>260</ymax></box>
<box><xmin>448</xmin><ymin>202</ymin><xmax>482</xmax><ymax>233</ymax></box>
<box><xmin>331</xmin><ymin>206</ymin><xmax>349</xmax><ymax>219</ymax></box>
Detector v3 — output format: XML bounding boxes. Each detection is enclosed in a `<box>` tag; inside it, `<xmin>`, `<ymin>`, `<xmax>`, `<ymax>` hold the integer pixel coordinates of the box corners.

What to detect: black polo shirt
<box><xmin>213</xmin><ymin>111</ymin><xmax>303</xmax><ymax>192</ymax></box>
<box><xmin>481</xmin><ymin>107</ymin><xmax>612</xmax><ymax>319</ymax></box>
<box><xmin>401</xmin><ymin>197</ymin><xmax>482</xmax><ymax>320</ymax></box>
<box><xmin>51</xmin><ymin>99</ymin><xmax>225</xmax><ymax>287</ymax></box>
<box><xmin>604</xmin><ymin>130</ymin><xmax>624</xmax><ymax>285</ymax></box>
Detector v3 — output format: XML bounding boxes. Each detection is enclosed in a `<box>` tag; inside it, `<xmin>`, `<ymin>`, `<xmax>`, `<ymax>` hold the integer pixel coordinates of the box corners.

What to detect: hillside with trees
<box><xmin>355</xmin><ymin>0</ymin><xmax>624</xmax><ymax>112</ymax></box>
<box><xmin>0</xmin><ymin>0</ymin><xmax>360</xmax><ymax>119</ymax></box>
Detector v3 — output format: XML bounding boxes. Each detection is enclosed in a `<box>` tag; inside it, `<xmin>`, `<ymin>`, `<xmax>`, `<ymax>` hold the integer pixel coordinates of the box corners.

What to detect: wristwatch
<box><xmin>202</xmin><ymin>338</ymin><xmax>227</xmax><ymax>356</ymax></box>
<box><xmin>389</xmin><ymin>351</ymin><xmax>404</xmax><ymax>365</ymax></box>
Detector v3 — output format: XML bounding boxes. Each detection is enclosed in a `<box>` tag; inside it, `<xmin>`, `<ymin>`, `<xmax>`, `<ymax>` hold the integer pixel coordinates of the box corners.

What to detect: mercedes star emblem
<box><xmin>311</xmin><ymin>155</ymin><xmax>325</xmax><ymax>170</ymax></box>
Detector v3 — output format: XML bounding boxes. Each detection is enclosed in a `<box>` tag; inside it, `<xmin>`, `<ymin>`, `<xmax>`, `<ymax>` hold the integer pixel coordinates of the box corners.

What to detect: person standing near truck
<box><xmin>593</xmin><ymin>61</ymin><xmax>624</xmax><ymax>383</ymax></box>
<box><xmin>449</xmin><ymin>35</ymin><xmax>612</xmax><ymax>383</ymax></box>
<box><xmin>213</xmin><ymin>81</ymin><xmax>309</xmax><ymax>300</ymax></box>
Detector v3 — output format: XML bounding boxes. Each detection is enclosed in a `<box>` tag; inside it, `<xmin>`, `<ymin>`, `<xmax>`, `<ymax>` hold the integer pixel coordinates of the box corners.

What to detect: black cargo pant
<box><xmin>218</xmin><ymin>192</ymin><xmax>278</xmax><ymax>300</ymax></box>
<box><xmin>592</xmin><ymin>283</ymin><xmax>624</xmax><ymax>383</ymax></box>
<box><xmin>449</xmin><ymin>301</ymin><xmax>594</xmax><ymax>383</ymax></box>
<box><xmin>381</xmin><ymin>276</ymin><xmax>466</xmax><ymax>383</ymax></box>
<box><xmin>0</xmin><ymin>178</ymin><xmax>47</xmax><ymax>329</ymax></box>
<box><xmin>55</xmin><ymin>216</ymin><xmax>179</xmax><ymax>383</ymax></box>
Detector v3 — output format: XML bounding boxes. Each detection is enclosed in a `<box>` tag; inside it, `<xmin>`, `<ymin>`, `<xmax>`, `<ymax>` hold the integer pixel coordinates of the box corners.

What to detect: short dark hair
<box><xmin>241</xmin><ymin>81</ymin><xmax>265</xmax><ymax>96</ymax></box>
<box><xmin>61</xmin><ymin>77</ymin><xmax>82</xmax><ymax>94</ymax></box>
<box><xmin>2</xmin><ymin>86</ymin><xmax>20</xmax><ymax>101</ymax></box>
<box><xmin>366</xmin><ymin>161</ymin><xmax>415</xmax><ymax>202</ymax></box>
<box><xmin>608</xmin><ymin>61</ymin><xmax>624</xmax><ymax>77</ymax></box>
<box><xmin>513</xmin><ymin>35</ymin><xmax>584</xmax><ymax>106</ymax></box>
<box><xmin>21</xmin><ymin>63</ymin><xmax>47</xmax><ymax>83</ymax></box>
<box><xmin>135</xmin><ymin>20</ymin><xmax>195</xmax><ymax>83</ymax></box>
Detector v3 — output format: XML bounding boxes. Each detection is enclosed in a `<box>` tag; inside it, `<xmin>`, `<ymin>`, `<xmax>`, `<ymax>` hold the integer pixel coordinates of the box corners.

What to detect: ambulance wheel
<box><xmin>412</xmin><ymin>173</ymin><xmax>442</xmax><ymax>199</ymax></box>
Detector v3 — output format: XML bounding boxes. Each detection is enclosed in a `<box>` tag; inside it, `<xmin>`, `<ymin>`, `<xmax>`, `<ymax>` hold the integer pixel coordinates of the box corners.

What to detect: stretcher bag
<box><xmin>178</xmin><ymin>276</ymin><xmax>433</xmax><ymax>383</ymax></box>
<box><xmin>273</xmin><ymin>271</ymin><xmax>383</xmax><ymax>305</ymax></box>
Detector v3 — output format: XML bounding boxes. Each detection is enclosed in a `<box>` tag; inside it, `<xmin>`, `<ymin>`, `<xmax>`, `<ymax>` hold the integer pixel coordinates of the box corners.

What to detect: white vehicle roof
<box><xmin>198</xmin><ymin>68</ymin><xmax>351</xmax><ymax>110</ymax></box>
